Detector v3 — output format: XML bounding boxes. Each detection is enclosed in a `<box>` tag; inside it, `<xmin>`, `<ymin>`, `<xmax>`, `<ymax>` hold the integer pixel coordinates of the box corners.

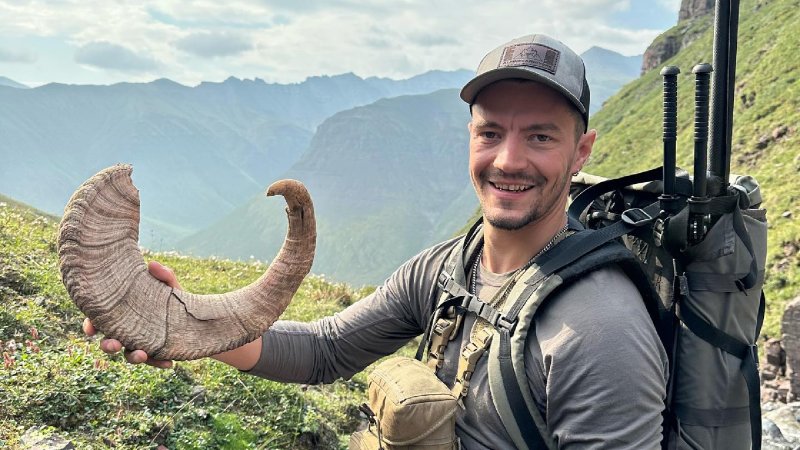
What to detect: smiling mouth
<box><xmin>490</xmin><ymin>182</ymin><xmax>534</xmax><ymax>192</ymax></box>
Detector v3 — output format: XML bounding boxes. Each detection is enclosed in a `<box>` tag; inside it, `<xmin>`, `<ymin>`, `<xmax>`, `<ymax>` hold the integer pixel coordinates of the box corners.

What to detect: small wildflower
<box><xmin>93</xmin><ymin>359</ymin><xmax>109</xmax><ymax>370</ymax></box>
<box><xmin>25</xmin><ymin>340</ymin><xmax>40</xmax><ymax>353</ymax></box>
<box><xmin>3</xmin><ymin>352</ymin><xmax>14</xmax><ymax>369</ymax></box>
<box><xmin>30</xmin><ymin>326</ymin><xmax>39</xmax><ymax>340</ymax></box>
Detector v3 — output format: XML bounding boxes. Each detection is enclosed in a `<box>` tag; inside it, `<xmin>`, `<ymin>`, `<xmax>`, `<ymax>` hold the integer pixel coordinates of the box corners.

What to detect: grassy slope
<box><xmin>0</xmin><ymin>198</ymin><xmax>411</xmax><ymax>449</ymax></box>
<box><xmin>587</xmin><ymin>0</ymin><xmax>799</xmax><ymax>335</ymax></box>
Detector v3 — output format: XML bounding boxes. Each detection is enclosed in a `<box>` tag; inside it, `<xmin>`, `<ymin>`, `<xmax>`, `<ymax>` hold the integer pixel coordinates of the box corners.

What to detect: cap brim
<box><xmin>459</xmin><ymin>67</ymin><xmax>587</xmax><ymax>116</ymax></box>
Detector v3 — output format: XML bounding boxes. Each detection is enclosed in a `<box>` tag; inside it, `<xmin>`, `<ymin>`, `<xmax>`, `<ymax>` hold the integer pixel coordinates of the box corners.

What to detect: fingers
<box><xmin>99</xmin><ymin>339</ymin><xmax>122</xmax><ymax>354</ymax></box>
<box><xmin>124</xmin><ymin>349</ymin><xmax>149</xmax><ymax>364</ymax></box>
<box><xmin>89</xmin><ymin>328</ymin><xmax>174</xmax><ymax>369</ymax></box>
<box><xmin>84</xmin><ymin>261</ymin><xmax>179</xmax><ymax>369</ymax></box>
<box><xmin>124</xmin><ymin>350</ymin><xmax>174</xmax><ymax>369</ymax></box>
<box><xmin>147</xmin><ymin>261</ymin><xmax>182</xmax><ymax>290</ymax></box>
<box><xmin>83</xmin><ymin>317</ymin><xmax>96</xmax><ymax>336</ymax></box>
<box><xmin>146</xmin><ymin>359</ymin><xmax>174</xmax><ymax>369</ymax></box>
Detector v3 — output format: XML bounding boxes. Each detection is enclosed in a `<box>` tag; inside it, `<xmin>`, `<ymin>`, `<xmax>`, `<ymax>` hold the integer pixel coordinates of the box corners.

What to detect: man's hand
<box><xmin>82</xmin><ymin>261</ymin><xmax>178</xmax><ymax>369</ymax></box>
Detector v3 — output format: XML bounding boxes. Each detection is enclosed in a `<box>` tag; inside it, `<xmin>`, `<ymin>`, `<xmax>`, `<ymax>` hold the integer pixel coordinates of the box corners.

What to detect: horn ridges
<box><xmin>57</xmin><ymin>165</ymin><xmax>316</xmax><ymax>360</ymax></box>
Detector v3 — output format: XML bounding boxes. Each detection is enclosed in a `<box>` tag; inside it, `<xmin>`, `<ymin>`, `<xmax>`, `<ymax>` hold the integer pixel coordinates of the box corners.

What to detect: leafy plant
<box><xmin>0</xmin><ymin>198</ymin><xmax>373</xmax><ymax>449</ymax></box>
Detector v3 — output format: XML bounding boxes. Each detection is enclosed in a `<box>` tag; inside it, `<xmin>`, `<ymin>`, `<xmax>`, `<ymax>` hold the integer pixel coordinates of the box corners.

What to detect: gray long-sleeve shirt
<box><xmin>248</xmin><ymin>237</ymin><xmax>668</xmax><ymax>449</ymax></box>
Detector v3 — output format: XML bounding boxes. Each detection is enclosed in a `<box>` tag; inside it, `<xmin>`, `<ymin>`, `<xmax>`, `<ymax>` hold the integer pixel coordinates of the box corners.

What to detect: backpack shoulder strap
<box><xmin>487</xmin><ymin>230</ymin><xmax>658</xmax><ymax>450</ymax></box>
<box><xmin>416</xmin><ymin>218</ymin><xmax>484</xmax><ymax>363</ymax></box>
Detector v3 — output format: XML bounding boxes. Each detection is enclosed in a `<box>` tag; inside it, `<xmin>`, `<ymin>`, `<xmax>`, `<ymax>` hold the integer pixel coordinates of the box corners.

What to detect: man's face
<box><xmin>468</xmin><ymin>80</ymin><xmax>595</xmax><ymax>231</ymax></box>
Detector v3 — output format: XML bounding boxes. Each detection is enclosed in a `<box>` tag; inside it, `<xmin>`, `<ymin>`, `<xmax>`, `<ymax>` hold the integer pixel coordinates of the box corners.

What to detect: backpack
<box><xmin>422</xmin><ymin>214</ymin><xmax>664</xmax><ymax>450</ymax></box>
<box><xmin>418</xmin><ymin>167</ymin><xmax>767</xmax><ymax>450</ymax></box>
<box><xmin>419</xmin><ymin>2</ymin><xmax>768</xmax><ymax>445</ymax></box>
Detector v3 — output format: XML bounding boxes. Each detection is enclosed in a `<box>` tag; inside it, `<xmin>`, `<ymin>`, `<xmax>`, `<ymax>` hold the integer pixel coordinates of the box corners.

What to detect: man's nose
<box><xmin>493</xmin><ymin>137</ymin><xmax>527</xmax><ymax>172</ymax></box>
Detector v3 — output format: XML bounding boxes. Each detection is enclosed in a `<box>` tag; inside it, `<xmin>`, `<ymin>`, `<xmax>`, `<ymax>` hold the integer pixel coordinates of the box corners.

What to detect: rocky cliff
<box><xmin>640</xmin><ymin>0</ymin><xmax>715</xmax><ymax>74</ymax></box>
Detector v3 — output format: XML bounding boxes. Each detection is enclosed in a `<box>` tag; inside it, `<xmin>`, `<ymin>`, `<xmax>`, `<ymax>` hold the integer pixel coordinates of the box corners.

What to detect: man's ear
<box><xmin>572</xmin><ymin>129</ymin><xmax>597</xmax><ymax>173</ymax></box>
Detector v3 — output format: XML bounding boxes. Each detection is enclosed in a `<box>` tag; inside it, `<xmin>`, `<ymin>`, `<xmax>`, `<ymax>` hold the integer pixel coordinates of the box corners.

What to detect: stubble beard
<box><xmin>480</xmin><ymin>169</ymin><xmax>571</xmax><ymax>231</ymax></box>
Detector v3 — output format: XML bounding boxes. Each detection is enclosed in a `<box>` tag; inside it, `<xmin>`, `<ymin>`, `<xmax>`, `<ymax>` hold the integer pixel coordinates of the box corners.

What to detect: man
<box><xmin>86</xmin><ymin>34</ymin><xmax>668</xmax><ymax>448</ymax></box>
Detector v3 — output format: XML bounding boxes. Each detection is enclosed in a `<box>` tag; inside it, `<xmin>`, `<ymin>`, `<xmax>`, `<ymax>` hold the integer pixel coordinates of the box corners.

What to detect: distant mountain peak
<box><xmin>0</xmin><ymin>76</ymin><xmax>29</xmax><ymax>89</ymax></box>
<box><xmin>583</xmin><ymin>46</ymin><xmax>622</xmax><ymax>57</ymax></box>
<box><xmin>150</xmin><ymin>78</ymin><xmax>188</xmax><ymax>88</ymax></box>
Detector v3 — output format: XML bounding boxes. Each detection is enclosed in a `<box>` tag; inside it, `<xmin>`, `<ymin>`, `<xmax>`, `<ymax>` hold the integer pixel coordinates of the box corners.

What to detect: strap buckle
<box><xmin>427</xmin><ymin>317</ymin><xmax>457</xmax><ymax>370</ymax></box>
<box><xmin>653</xmin><ymin>217</ymin><xmax>665</xmax><ymax>247</ymax></box>
<box><xmin>492</xmin><ymin>312</ymin><xmax>517</xmax><ymax>332</ymax></box>
<box><xmin>621</xmin><ymin>208</ymin><xmax>654</xmax><ymax>227</ymax></box>
<box><xmin>451</xmin><ymin>329</ymin><xmax>494</xmax><ymax>400</ymax></box>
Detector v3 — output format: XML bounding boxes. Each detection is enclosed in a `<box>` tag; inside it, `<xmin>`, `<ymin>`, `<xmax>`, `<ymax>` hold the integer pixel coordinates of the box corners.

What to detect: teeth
<box><xmin>494</xmin><ymin>183</ymin><xmax>532</xmax><ymax>192</ymax></box>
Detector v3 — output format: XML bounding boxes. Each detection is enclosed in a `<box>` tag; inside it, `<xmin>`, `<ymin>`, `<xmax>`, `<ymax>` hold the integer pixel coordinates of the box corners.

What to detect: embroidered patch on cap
<box><xmin>498</xmin><ymin>43</ymin><xmax>560</xmax><ymax>75</ymax></box>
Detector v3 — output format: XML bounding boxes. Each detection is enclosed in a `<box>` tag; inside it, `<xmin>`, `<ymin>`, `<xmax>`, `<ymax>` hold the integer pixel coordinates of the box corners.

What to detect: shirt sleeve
<box><xmin>526</xmin><ymin>266</ymin><xmax>669</xmax><ymax>449</ymax></box>
<box><xmin>245</xmin><ymin>237</ymin><xmax>459</xmax><ymax>384</ymax></box>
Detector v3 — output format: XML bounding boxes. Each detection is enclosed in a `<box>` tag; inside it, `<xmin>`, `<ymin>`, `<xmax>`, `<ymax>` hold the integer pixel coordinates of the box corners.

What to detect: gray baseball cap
<box><xmin>460</xmin><ymin>34</ymin><xmax>590</xmax><ymax>131</ymax></box>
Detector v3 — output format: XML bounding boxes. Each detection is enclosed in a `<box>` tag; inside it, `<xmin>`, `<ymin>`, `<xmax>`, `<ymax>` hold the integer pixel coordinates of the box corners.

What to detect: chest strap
<box><xmin>451</xmin><ymin>327</ymin><xmax>493</xmax><ymax>403</ymax></box>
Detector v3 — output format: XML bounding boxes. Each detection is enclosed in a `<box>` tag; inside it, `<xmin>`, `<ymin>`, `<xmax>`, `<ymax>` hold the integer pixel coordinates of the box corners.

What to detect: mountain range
<box><xmin>581</xmin><ymin>47</ymin><xmax>642</xmax><ymax>115</ymax></box>
<box><xmin>0</xmin><ymin>76</ymin><xmax>28</xmax><ymax>89</ymax></box>
<box><xmin>2</xmin><ymin>47</ymin><xmax>642</xmax><ymax>285</ymax></box>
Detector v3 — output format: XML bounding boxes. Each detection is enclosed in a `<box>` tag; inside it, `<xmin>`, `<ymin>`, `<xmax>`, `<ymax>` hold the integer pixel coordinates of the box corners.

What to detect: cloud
<box><xmin>74</xmin><ymin>41</ymin><xmax>159</xmax><ymax>73</ymax></box>
<box><xmin>0</xmin><ymin>0</ymin><xmax>678</xmax><ymax>85</ymax></box>
<box><xmin>0</xmin><ymin>47</ymin><xmax>36</xmax><ymax>63</ymax></box>
<box><xmin>407</xmin><ymin>33</ymin><xmax>458</xmax><ymax>47</ymax></box>
<box><xmin>658</xmin><ymin>0</ymin><xmax>682</xmax><ymax>12</ymax></box>
<box><xmin>175</xmin><ymin>32</ymin><xmax>253</xmax><ymax>58</ymax></box>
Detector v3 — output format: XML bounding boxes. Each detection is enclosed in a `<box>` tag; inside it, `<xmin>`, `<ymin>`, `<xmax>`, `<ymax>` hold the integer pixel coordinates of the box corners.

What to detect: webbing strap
<box><xmin>676</xmin><ymin>297</ymin><xmax>763</xmax><ymax>450</ymax></box>
<box><xmin>418</xmin><ymin>219</ymin><xmax>484</xmax><ymax>362</ymax></box>
<box><xmin>674</xmin><ymin>192</ymin><xmax>759</xmax><ymax>291</ymax></box>
<box><xmin>569</xmin><ymin>167</ymin><xmax>692</xmax><ymax>221</ymax></box>
<box><xmin>496</xmin><ymin>328</ymin><xmax>552</xmax><ymax>450</ymax></box>
<box><xmin>427</xmin><ymin>317</ymin><xmax>457</xmax><ymax>370</ymax></box>
<box><xmin>730</xmin><ymin>200</ymin><xmax>760</xmax><ymax>291</ymax></box>
<box><xmin>505</xmin><ymin>202</ymin><xmax>661</xmax><ymax>322</ymax></box>
<box><xmin>437</xmin><ymin>272</ymin><xmax>517</xmax><ymax>331</ymax></box>
<box><xmin>674</xmin><ymin>404</ymin><xmax>749</xmax><ymax>426</ymax></box>
<box><xmin>569</xmin><ymin>167</ymin><xmax>660</xmax><ymax>219</ymax></box>
<box><xmin>451</xmin><ymin>328</ymin><xmax>493</xmax><ymax>401</ymax></box>
<box><xmin>685</xmin><ymin>270</ymin><xmax>765</xmax><ymax>292</ymax></box>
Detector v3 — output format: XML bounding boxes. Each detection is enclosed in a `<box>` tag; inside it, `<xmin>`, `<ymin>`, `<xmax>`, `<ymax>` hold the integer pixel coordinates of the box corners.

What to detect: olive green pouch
<box><xmin>349</xmin><ymin>357</ymin><xmax>459</xmax><ymax>450</ymax></box>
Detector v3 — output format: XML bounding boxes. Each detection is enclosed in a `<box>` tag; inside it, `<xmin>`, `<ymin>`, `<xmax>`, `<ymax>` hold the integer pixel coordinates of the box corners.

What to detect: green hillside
<box><xmin>0</xmin><ymin>197</ymin><xmax>401</xmax><ymax>448</ymax></box>
<box><xmin>177</xmin><ymin>89</ymin><xmax>477</xmax><ymax>286</ymax></box>
<box><xmin>586</xmin><ymin>0</ymin><xmax>799</xmax><ymax>335</ymax></box>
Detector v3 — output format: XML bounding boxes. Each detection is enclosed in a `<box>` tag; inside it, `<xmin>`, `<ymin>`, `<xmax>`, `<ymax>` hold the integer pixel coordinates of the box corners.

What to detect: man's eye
<box><xmin>480</xmin><ymin>131</ymin><xmax>499</xmax><ymax>139</ymax></box>
<box><xmin>531</xmin><ymin>134</ymin><xmax>552</xmax><ymax>142</ymax></box>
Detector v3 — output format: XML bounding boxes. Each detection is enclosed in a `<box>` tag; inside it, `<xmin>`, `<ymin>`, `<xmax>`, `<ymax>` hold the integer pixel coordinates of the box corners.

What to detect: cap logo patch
<box><xmin>499</xmin><ymin>43</ymin><xmax>560</xmax><ymax>75</ymax></box>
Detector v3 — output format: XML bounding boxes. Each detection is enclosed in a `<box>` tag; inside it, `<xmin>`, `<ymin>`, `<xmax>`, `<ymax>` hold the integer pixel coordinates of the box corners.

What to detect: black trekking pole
<box><xmin>659</xmin><ymin>66</ymin><xmax>681</xmax><ymax>216</ymax></box>
<box><xmin>688</xmin><ymin>64</ymin><xmax>713</xmax><ymax>245</ymax></box>
<box><xmin>708</xmin><ymin>0</ymin><xmax>741</xmax><ymax>196</ymax></box>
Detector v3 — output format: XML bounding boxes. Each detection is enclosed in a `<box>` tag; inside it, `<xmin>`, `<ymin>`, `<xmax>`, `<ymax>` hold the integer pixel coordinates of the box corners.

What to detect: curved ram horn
<box><xmin>57</xmin><ymin>164</ymin><xmax>316</xmax><ymax>360</ymax></box>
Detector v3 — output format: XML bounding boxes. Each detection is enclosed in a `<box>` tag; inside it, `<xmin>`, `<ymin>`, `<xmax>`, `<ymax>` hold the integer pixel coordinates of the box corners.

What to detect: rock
<box><xmin>783</xmin><ymin>211</ymin><xmax>793</xmax><ymax>219</ymax></box>
<box><xmin>783</xmin><ymin>297</ymin><xmax>800</xmax><ymax>400</ymax></box>
<box><xmin>641</xmin><ymin>0</ymin><xmax>715</xmax><ymax>74</ymax></box>
<box><xmin>679</xmin><ymin>0</ymin><xmax>715</xmax><ymax>21</ymax></box>
<box><xmin>767</xmin><ymin>338</ymin><xmax>788</xmax><ymax>369</ymax></box>
<box><xmin>773</xmin><ymin>125</ymin><xmax>789</xmax><ymax>140</ymax></box>
<box><xmin>190</xmin><ymin>385</ymin><xmax>206</xmax><ymax>402</ymax></box>
<box><xmin>763</xmin><ymin>418</ymin><xmax>786</xmax><ymax>441</ymax></box>
<box><xmin>765</xmin><ymin>402</ymin><xmax>800</xmax><ymax>443</ymax></box>
<box><xmin>20</xmin><ymin>426</ymin><xmax>75</xmax><ymax>450</ymax></box>
<box><xmin>641</xmin><ymin>36</ymin><xmax>683</xmax><ymax>74</ymax></box>
<box><xmin>757</xmin><ymin>134</ymin><xmax>772</xmax><ymax>149</ymax></box>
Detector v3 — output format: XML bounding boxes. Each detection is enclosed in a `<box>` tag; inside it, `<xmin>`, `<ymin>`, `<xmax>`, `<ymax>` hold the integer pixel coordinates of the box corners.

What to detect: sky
<box><xmin>0</xmin><ymin>0</ymin><xmax>681</xmax><ymax>87</ymax></box>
